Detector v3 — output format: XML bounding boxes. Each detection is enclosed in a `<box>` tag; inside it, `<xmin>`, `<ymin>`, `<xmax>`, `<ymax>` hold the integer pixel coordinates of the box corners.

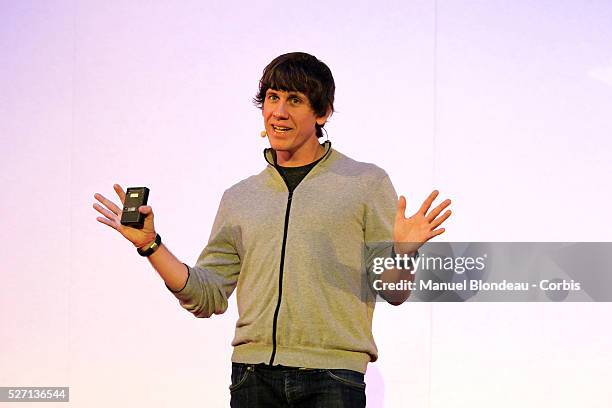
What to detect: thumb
<box><xmin>139</xmin><ymin>205</ymin><xmax>155</xmax><ymax>232</ymax></box>
<box><xmin>138</xmin><ymin>205</ymin><xmax>153</xmax><ymax>216</ymax></box>
<box><xmin>396</xmin><ymin>195</ymin><xmax>407</xmax><ymax>220</ymax></box>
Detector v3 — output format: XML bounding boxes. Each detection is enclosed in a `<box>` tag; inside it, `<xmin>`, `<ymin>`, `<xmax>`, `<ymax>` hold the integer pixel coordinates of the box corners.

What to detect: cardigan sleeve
<box><xmin>166</xmin><ymin>190</ymin><xmax>241</xmax><ymax>318</ymax></box>
<box><xmin>363</xmin><ymin>171</ymin><xmax>398</xmax><ymax>298</ymax></box>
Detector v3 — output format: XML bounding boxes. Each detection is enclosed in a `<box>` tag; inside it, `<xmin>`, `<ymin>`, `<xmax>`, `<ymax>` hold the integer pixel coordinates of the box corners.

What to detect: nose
<box><xmin>272</xmin><ymin>102</ymin><xmax>289</xmax><ymax>119</ymax></box>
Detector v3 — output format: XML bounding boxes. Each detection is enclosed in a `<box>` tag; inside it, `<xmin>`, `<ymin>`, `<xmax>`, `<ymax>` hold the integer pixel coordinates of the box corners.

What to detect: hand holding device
<box><xmin>93</xmin><ymin>184</ymin><xmax>157</xmax><ymax>249</ymax></box>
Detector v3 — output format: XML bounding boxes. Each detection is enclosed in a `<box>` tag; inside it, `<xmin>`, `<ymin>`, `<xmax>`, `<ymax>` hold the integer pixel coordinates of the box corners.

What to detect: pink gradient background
<box><xmin>1</xmin><ymin>1</ymin><xmax>611</xmax><ymax>406</ymax></box>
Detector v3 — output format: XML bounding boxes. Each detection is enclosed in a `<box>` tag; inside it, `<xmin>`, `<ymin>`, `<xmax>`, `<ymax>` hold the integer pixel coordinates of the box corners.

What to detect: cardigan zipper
<box><xmin>264</xmin><ymin>144</ymin><xmax>331</xmax><ymax>366</ymax></box>
<box><xmin>268</xmin><ymin>189</ymin><xmax>293</xmax><ymax>365</ymax></box>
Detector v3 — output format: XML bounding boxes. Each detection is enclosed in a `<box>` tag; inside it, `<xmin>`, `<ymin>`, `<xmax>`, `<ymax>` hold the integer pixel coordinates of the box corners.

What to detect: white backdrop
<box><xmin>1</xmin><ymin>1</ymin><xmax>612</xmax><ymax>406</ymax></box>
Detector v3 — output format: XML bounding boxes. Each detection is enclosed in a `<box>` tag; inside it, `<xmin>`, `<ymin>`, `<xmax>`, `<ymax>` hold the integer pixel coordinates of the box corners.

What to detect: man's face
<box><xmin>262</xmin><ymin>89</ymin><xmax>326</xmax><ymax>153</ymax></box>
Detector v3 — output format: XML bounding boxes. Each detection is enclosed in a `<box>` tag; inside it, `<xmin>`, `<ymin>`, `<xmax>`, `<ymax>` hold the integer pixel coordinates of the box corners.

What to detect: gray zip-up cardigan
<box><xmin>167</xmin><ymin>141</ymin><xmax>397</xmax><ymax>373</ymax></box>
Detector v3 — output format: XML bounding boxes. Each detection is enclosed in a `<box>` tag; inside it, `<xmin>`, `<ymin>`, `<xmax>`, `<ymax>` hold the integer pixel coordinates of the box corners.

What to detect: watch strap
<box><xmin>137</xmin><ymin>233</ymin><xmax>162</xmax><ymax>257</ymax></box>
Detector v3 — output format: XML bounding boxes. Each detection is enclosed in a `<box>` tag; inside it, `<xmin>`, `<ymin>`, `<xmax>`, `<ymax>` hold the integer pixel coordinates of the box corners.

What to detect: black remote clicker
<box><xmin>120</xmin><ymin>187</ymin><xmax>150</xmax><ymax>229</ymax></box>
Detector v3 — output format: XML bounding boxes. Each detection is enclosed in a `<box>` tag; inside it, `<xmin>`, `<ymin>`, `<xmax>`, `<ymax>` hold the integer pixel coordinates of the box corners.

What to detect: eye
<box><xmin>290</xmin><ymin>96</ymin><xmax>301</xmax><ymax>104</ymax></box>
<box><xmin>267</xmin><ymin>94</ymin><xmax>279</xmax><ymax>101</ymax></box>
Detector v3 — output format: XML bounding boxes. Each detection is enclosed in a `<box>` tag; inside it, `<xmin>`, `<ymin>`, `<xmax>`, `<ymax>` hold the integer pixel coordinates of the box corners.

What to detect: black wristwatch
<box><xmin>137</xmin><ymin>233</ymin><xmax>162</xmax><ymax>257</ymax></box>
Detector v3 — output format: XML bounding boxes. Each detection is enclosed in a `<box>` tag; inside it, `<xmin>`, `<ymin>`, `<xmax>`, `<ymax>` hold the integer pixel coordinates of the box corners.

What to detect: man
<box><xmin>93</xmin><ymin>52</ymin><xmax>451</xmax><ymax>407</ymax></box>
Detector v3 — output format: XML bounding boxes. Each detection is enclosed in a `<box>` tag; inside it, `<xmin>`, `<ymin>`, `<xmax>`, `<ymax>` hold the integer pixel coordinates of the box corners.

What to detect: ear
<box><xmin>316</xmin><ymin>106</ymin><xmax>333</xmax><ymax>126</ymax></box>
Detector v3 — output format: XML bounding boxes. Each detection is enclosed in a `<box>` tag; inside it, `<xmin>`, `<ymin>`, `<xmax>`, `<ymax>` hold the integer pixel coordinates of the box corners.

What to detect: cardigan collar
<box><xmin>263</xmin><ymin>140</ymin><xmax>333</xmax><ymax>168</ymax></box>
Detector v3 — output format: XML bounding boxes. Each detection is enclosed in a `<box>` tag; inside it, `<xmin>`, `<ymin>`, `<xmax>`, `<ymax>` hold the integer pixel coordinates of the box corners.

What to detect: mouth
<box><xmin>271</xmin><ymin>125</ymin><xmax>293</xmax><ymax>134</ymax></box>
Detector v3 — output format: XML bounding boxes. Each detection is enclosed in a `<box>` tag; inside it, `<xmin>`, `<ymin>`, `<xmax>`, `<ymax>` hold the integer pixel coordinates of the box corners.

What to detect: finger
<box><xmin>429</xmin><ymin>228</ymin><xmax>446</xmax><ymax>239</ymax></box>
<box><xmin>430</xmin><ymin>210</ymin><xmax>451</xmax><ymax>229</ymax></box>
<box><xmin>426</xmin><ymin>199</ymin><xmax>451</xmax><ymax>222</ymax></box>
<box><xmin>96</xmin><ymin>216</ymin><xmax>117</xmax><ymax>230</ymax></box>
<box><xmin>138</xmin><ymin>205</ymin><xmax>155</xmax><ymax>223</ymax></box>
<box><xmin>418</xmin><ymin>190</ymin><xmax>439</xmax><ymax>215</ymax></box>
<box><xmin>93</xmin><ymin>202</ymin><xmax>119</xmax><ymax>223</ymax></box>
<box><xmin>94</xmin><ymin>193</ymin><xmax>123</xmax><ymax>216</ymax></box>
<box><xmin>139</xmin><ymin>206</ymin><xmax>156</xmax><ymax>231</ymax></box>
<box><xmin>395</xmin><ymin>195</ymin><xmax>407</xmax><ymax>221</ymax></box>
<box><xmin>114</xmin><ymin>184</ymin><xmax>126</xmax><ymax>205</ymax></box>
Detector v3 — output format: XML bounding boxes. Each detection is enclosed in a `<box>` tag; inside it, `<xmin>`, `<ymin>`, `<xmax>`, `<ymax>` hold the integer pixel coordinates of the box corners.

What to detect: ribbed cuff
<box><xmin>165</xmin><ymin>263</ymin><xmax>190</xmax><ymax>293</ymax></box>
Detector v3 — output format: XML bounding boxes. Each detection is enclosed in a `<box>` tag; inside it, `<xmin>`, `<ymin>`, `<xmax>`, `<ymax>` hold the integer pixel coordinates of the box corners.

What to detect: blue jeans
<box><xmin>229</xmin><ymin>363</ymin><xmax>366</xmax><ymax>407</ymax></box>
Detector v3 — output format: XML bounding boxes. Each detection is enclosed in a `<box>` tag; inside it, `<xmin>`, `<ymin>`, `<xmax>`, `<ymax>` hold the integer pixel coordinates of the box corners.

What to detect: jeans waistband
<box><xmin>233</xmin><ymin>362</ymin><xmax>314</xmax><ymax>371</ymax></box>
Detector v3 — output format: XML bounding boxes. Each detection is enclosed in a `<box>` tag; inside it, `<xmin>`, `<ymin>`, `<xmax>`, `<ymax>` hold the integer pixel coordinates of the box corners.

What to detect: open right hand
<box><xmin>93</xmin><ymin>184</ymin><xmax>157</xmax><ymax>248</ymax></box>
